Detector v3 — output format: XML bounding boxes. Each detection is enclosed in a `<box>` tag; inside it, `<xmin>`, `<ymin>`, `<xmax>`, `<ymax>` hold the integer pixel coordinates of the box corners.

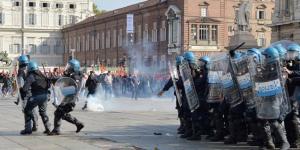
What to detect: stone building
<box><xmin>62</xmin><ymin>0</ymin><xmax>274</xmax><ymax>70</ymax></box>
<box><xmin>272</xmin><ymin>0</ymin><xmax>300</xmax><ymax>42</ymax></box>
<box><xmin>0</xmin><ymin>0</ymin><xmax>93</xmax><ymax>66</ymax></box>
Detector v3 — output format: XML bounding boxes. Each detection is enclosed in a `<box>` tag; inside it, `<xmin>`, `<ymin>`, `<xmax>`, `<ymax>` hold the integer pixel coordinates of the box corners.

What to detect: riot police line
<box><xmin>158</xmin><ymin>40</ymin><xmax>300</xmax><ymax>150</ymax></box>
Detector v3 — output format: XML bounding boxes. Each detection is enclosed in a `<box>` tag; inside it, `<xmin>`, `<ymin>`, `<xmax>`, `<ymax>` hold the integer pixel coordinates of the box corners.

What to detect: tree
<box><xmin>93</xmin><ymin>3</ymin><xmax>106</xmax><ymax>15</ymax></box>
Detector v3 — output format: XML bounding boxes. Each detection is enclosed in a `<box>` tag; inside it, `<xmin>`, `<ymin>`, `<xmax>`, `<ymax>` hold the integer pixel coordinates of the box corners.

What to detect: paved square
<box><xmin>0</xmin><ymin>97</ymin><xmax>256</xmax><ymax>150</ymax></box>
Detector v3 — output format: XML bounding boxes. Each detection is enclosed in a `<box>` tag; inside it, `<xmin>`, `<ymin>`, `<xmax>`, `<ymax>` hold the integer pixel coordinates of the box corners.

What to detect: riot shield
<box><xmin>231</xmin><ymin>56</ymin><xmax>255</xmax><ymax>109</ymax></box>
<box><xmin>53</xmin><ymin>77</ymin><xmax>79</xmax><ymax>106</ymax></box>
<box><xmin>179</xmin><ymin>60</ymin><xmax>199</xmax><ymax>112</ymax></box>
<box><xmin>254</xmin><ymin>60</ymin><xmax>290</xmax><ymax>119</ymax></box>
<box><xmin>219</xmin><ymin>55</ymin><xmax>242</xmax><ymax>108</ymax></box>
<box><xmin>206</xmin><ymin>57</ymin><xmax>224</xmax><ymax>103</ymax></box>
<box><xmin>168</xmin><ymin>62</ymin><xmax>182</xmax><ymax>107</ymax></box>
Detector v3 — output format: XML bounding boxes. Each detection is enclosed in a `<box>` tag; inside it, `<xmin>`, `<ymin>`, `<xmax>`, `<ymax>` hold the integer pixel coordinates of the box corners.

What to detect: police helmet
<box><xmin>176</xmin><ymin>56</ymin><xmax>184</xmax><ymax>66</ymax></box>
<box><xmin>18</xmin><ymin>55</ymin><xmax>29</xmax><ymax>65</ymax></box>
<box><xmin>248</xmin><ymin>48</ymin><xmax>262</xmax><ymax>62</ymax></box>
<box><xmin>263</xmin><ymin>47</ymin><xmax>280</xmax><ymax>63</ymax></box>
<box><xmin>274</xmin><ymin>44</ymin><xmax>287</xmax><ymax>59</ymax></box>
<box><xmin>199</xmin><ymin>56</ymin><xmax>210</xmax><ymax>63</ymax></box>
<box><xmin>67</xmin><ymin>59</ymin><xmax>80</xmax><ymax>72</ymax></box>
<box><xmin>183</xmin><ymin>51</ymin><xmax>196</xmax><ymax>63</ymax></box>
<box><xmin>28</xmin><ymin>61</ymin><xmax>39</xmax><ymax>72</ymax></box>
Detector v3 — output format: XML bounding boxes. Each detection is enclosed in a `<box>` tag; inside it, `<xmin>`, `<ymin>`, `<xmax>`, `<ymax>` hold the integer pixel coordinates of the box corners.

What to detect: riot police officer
<box><xmin>158</xmin><ymin>56</ymin><xmax>191</xmax><ymax>135</ymax></box>
<box><xmin>20</xmin><ymin>61</ymin><xmax>51</xmax><ymax>135</ymax></box>
<box><xmin>49</xmin><ymin>59</ymin><xmax>84</xmax><ymax>135</ymax></box>
<box><xmin>16</xmin><ymin>55</ymin><xmax>39</xmax><ymax>133</ymax></box>
<box><xmin>224</xmin><ymin>52</ymin><xmax>247</xmax><ymax>145</ymax></box>
<box><xmin>257</xmin><ymin>47</ymin><xmax>290</xmax><ymax>150</ymax></box>
<box><xmin>245</xmin><ymin>48</ymin><xmax>264</xmax><ymax>146</ymax></box>
<box><xmin>182</xmin><ymin>52</ymin><xmax>211</xmax><ymax>141</ymax></box>
<box><xmin>283</xmin><ymin>44</ymin><xmax>300</xmax><ymax>148</ymax></box>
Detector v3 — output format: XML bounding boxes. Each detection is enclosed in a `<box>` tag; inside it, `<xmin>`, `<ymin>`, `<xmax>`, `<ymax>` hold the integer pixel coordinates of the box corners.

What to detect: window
<box><xmin>42</xmin><ymin>13</ymin><xmax>49</xmax><ymax>26</ymax></box>
<box><xmin>28</xmin><ymin>2</ymin><xmax>36</xmax><ymax>7</ymax></box>
<box><xmin>106</xmin><ymin>31</ymin><xmax>111</xmax><ymax>48</ymax></box>
<box><xmin>257</xmin><ymin>32</ymin><xmax>265</xmax><ymax>47</ymax></box>
<box><xmin>10</xmin><ymin>44</ymin><xmax>21</xmax><ymax>54</ymax></box>
<box><xmin>201</xmin><ymin>7</ymin><xmax>207</xmax><ymax>17</ymax></box>
<box><xmin>160</xmin><ymin>20</ymin><xmax>166</xmax><ymax>41</ymax></box>
<box><xmin>212</xmin><ymin>25</ymin><xmax>218</xmax><ymax>42</ymax></box>
<box><xmin>58</xmin><ymin>15</ymin><xmax>63</xmax><ymax>26</ymax></box>
<box><xmin>41</xmin><ymin>38</ymin><xmax>49</xmax><ymax>54</ymax></box>
<box><xmin>113</xmin><ymin>30</ymin><xmax>117</xmax><ymax>48</ymax></box>
<box><xmin>28</xmin><ymin>44</ymin><xmax>36</xmax><ymax>55</ymax></box>
<box><xmin>228</xmin><ymin>26</ymin><xmax>233</xmax><ymax>32</ymax></box>
<box><xmin>191</xmin><ymin>24</ymin><xmax>197</xmax><ymax>44</ymax></box>
<box><xmin>152</xmin><ymin>22</ymin><xmax>158</xmax><ymax>42</ymax></box>
<box><xmin>95</xmin><ymin>33</ymin><xmax>99</xmax><ymax>49</ymax></box>
<box><xmin>54</xmin><ymin>39</ymin><xmax>63</xmax><ymax>55</ymax></box>
<box><xmin>0</xmin><ymin>13</ymin><xmax>5</xmax><ymax>25</ymax></box>
<box><xmin>285</xmin><ymin>0</ymin><xmax>291</xmax><ymax>15</ymax></box>
<box><xmin>137</xmin><ymin>25</ymin><xmax>142</xmax><ymax>42</ymax></box>
<box><xmin>42</xmin><ymin>2</ymin><xmax>49</xmax><ymax>8</ymax></box>
<box><xmin>257</xmin><ymin>10</ymin><xmax>265</xmax><ymax>20</ymax></box>
<box><xmin>69</xmin><ymin>15</ymin><xmax>76</xmax><ymax>24</ymax></box>
<box><xmin>143</xmin><ymin>24</ymin><xmax>149</xmax><ymax>43</ymax></box>
<box><xmin>118</xmin><ymin>29</ymin><xmax>123</xmax><ymax>47</ymax></box>
<box><xmin>86</xmin><ymin>34</ymin><xmax>89</xmax><ymax>51</ymax></box>
<box><xmin>56</xmin><ymin>3</ymin><xmax>63</xmax><ymax>9</ymax></box>
<box><xmin>170</xmin><ymin>20</ymin><xmax>178</xmax><ymax>43</ymax></box>
<box><xmin>101</xmin><ymin>32</ymin><xmax>105</xmax><ymax>49</ymax></box>
<box><xmin>14</xmin><ymin>1</ymin><xmax>20</xmax><ymax>7</ymax></box>
<box><xmin>199</xmin><ymin>25</ymin><xmax>209</xmax><ymax>40</ymax></box>
<box><xmin>69</xmin><ymin>4</ymin><xmax>76</xmax><ymax>9</ymax></box>
<box><xmin>28</xmin><ymin>13</ymin><xmax>36</xmax><ymax>25</ymax></box>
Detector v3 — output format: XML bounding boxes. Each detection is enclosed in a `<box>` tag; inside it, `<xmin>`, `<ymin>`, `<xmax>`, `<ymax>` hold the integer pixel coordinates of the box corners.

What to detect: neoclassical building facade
<box><xmin>0</xmin><ymin>0</ymin><xmax>93</xmax><ymax>66</ymax></box>
<box><xmin>271</xmin><ymin>0</ymin><xmax>300</xmax><ymax>42</ymax></box>
<box><xmin>62</xmin><ymin>0</ymin><xmax>274</xmax><ymax>69</ymax></box>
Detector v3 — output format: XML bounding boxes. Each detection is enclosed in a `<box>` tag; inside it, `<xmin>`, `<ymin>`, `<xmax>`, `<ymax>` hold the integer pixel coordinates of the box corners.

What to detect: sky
<box><xmin>94</xmin><ymin>0</ymin><xmax>147</xmax><ymax>11</ymax></box>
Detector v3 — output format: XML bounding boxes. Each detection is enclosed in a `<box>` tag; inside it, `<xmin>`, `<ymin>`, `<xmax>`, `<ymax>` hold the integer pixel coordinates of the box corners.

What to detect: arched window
<box><xmin>256</xmin><ymin>4</ymin><xmax>267</xmax><ymax>20</ymax></box>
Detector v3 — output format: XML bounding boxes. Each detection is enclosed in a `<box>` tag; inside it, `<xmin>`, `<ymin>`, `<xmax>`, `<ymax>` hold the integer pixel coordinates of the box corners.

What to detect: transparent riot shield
<box><xmin>254</xmin><ymin>60</ymin><xmax>290</xmax><ymax>119</ymax></box>
<box><xmin>179</xmin><ymin>60</ymin><xmax>199</xmax><ymax>112</ymax></box>
<box><xmin>219</xmin><ymin>55</ymin><xmax>242</xmax><ymax>108</ymax></box>
<box><xmin>168</xmin><ymin>62</ymin><xmax>182</xmax><ymax>107</ymax></box>
<box><xmin>53</xmin><ymin>77</ymin><xmax>79</xmax><ymax>106</ymax></box>
<box><xmin>231</xmin><ymin>55</ymin><xmax>255</xmax><ymax>109</ymax></box>
<box><xmin>206</xmin><ymin>58</ymin><xmax>224</xmax><ymax>103</ymax></box>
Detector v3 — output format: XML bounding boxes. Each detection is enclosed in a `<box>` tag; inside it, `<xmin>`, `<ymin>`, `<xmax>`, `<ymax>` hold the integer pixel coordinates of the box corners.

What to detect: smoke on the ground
<box><xmin>81</xmin><ymin>86</ymin><xmax>175</xmax><ymax>112</ymax></box>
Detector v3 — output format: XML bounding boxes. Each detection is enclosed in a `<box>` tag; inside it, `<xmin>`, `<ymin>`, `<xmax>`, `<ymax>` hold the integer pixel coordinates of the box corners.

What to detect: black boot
<box><xmin>237</xmin><ymin>119</ymin><xmax>248</xmax><ymax>142</ymax></box>
<box><xmin>272</xmin><ymin>121</ymin><xmax>290</xmax><ymax>150</ymax></box>
<box><xmin>285</xmin><ymin>116</ymin><xmax>299</xmax><ymax>148</ymax></box>
<box><xmin>248</xmin><ymin>122</ymin><xmax>263</xmax><ymax>146</ymax></box>
<box><xmin>187</xmin><ymin>122</ymin><xmax>202</xmax><ymax>141</ymax></box>
<box><xmin>224</xmin><ymin>120</ymin><xmax>237</xmax><ymax>144</ymax></box>
<box><xmin>180</xmin><ymin>120</ymin><xmax>193</xmax><ymax>138</ymax></box>
<box><xmin>76</xmin><ymin>123</ymin><xmax>84</xmax><ymax>133</ymax></box>
<box><xmin>82</xmin><ymin>103</ymin><xmax>87</xmax><ymax>110</ymax></box>
<box><xmin>177</xmin><ymin>118</ymin><xmax>185</xmax><ymax>134</ymax></box>
<box><xmin>260</xmin><ymin>122</ymin><xmax>275</xmax><ymax>150</ymax></box>
<box><xmin>210</xmin><ymin>116</ymin><xmax>225</xmax><ymax>141</ymax></box>
<box><xmin>20</xmin><ymin>130</ymin><xmax>32</xmax><ymax>135</ymax></box>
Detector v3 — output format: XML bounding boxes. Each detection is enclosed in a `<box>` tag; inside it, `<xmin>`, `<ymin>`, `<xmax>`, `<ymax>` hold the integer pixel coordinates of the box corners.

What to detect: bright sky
<box><xmin>94</xmin><ymin>0</ymin><xmax>147</xmax><ymax>11</ymax></box>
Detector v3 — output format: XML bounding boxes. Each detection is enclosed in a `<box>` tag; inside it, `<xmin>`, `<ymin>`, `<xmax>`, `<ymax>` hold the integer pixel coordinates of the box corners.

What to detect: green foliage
<box><xmin>93</xmin><ymin>3</ymin><xmax>106</xmax><ymax>15</ymax></box>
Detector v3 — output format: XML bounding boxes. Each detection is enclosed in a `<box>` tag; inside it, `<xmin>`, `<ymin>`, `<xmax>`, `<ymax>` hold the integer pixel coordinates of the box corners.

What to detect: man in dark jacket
<box><xmin>82</xmin><ymin>71</ymin><xmax>98</xmax><ymax>110</ymax></box>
